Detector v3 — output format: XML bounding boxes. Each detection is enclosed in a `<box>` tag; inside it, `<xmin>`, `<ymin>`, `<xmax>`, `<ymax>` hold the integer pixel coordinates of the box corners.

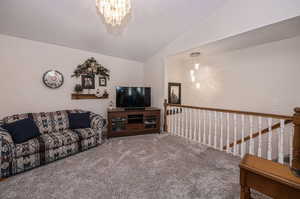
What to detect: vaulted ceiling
<box><xmin>0</xmin><ymin>0</ymin><xmax>226</xmax><ymax>62</ymax></box>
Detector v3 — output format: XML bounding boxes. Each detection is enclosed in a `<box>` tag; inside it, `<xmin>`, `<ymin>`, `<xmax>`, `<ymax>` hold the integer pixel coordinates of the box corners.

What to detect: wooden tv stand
<box><xmin>107</xmin><ymin>107</ymin><xmax>161</xmax><ymax>138</ymax></box>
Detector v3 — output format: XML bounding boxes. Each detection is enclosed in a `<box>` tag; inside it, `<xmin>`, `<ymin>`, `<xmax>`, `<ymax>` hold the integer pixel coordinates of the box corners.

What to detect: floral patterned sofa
<box><xmin>0</xmin><ymin>110</ymin><xmax>105</xmax><ymax>178</ymax></box>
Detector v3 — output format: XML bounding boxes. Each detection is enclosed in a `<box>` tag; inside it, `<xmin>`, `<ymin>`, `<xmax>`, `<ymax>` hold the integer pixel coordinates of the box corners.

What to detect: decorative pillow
<box><xmin>68</xmin><ymin>112</ymin><xmax>91</xmax><ymax>129</ymax></box>
<box><xmin>2</xmin><ymin>118</ymin><xmax>41</xmax><ymax>144</ymax></box>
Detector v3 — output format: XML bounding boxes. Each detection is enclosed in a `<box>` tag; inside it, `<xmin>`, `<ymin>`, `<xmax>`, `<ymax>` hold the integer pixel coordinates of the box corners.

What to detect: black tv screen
<box><xmin>116</xmin><ymin>87</ymin><xmax>151</xmax><ymax>108</ymax></box>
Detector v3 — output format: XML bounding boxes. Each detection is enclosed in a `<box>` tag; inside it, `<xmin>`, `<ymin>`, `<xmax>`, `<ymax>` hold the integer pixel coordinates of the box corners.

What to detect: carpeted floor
<box><xmin>0</xmin><ymin>134</ymin><xmax>264</xmax><ymax>199</ymax></box>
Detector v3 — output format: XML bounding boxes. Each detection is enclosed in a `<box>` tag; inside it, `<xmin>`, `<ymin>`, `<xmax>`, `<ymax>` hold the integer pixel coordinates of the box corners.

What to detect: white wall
<box><xmin>144</xmin><ymin>0</ymin><xmax>300</xmax><ymax>110</ymax></box>
<box><xmin>0</xmin><ymin>34</ymin><xmax>144</xmax><ymax>118</ymax></box>
<box><xmin>167</xmin><ymin>35</ymin><xmax>300</xmax><ymax>115</ymax></box>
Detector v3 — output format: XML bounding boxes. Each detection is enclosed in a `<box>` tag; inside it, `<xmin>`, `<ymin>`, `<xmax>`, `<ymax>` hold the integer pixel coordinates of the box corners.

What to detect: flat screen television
<box><xmin>116</xmin><ymin>87</ymin><xmax>151</xmax><ymax>109</ymax></box>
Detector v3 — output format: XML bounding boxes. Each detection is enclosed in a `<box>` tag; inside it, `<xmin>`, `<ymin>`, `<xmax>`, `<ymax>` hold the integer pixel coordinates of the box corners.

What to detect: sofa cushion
<box><xmin>15</xmin><ymin>130</ymin><xmax>80</xmax><ymax>158</ymax></box>
<box><xmin>32</xmin><ymin>111</ymin><xmax>69</xmax><ymax>134</ymax></box>
<box><xmin>68</xmin><ymin>112</ymin><xmax>91</xmax><ymax>129</ymax></box>
<box><xmin>2</xmin><ymin>118</ymin><xmax>41</xmax><ymax>144</ymax></box>
<box><xmin>73</xmin><ymin>128</ymin><xmax>97</xmax><ymax>140</ymax></box>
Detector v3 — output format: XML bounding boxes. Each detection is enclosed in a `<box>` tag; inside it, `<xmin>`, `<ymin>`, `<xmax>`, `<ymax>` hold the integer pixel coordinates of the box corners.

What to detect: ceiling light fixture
<box><xmin>96</xmin><ymin>0</ymin><xmax>131</xmax><ymax>26</ymax></box>
<box><xmin>190</xmin><ymin>52</ymin><xmax>201</xmax><ymax>57</ymax></box>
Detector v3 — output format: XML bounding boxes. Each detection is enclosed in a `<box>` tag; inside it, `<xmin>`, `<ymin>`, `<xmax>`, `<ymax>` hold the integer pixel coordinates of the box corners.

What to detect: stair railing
<box><xmin>163</xmin><ymin>100</ymin><xmax>300</xmax><ymax>177</ymax></box>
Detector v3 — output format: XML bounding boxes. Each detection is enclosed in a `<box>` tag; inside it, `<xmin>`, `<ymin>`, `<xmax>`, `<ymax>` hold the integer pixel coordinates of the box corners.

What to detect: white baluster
<box><xmin>194</xmin><ymin>109</ymin><xmax>197</xmax><ymax>141</ymax></box>
<box><xmin>177</xmin><ymin>108</ymin><xmax>180</xmax><ymax>136</ymax></box>
<box><xmin>172</xmin><ymin>107</ymin><xmax>176</xmax><ymax>135</ymax></box>
<box><xmin>290</xmin><ymin>130</ymin><xmax>294</xmax><ymax>167</ymax></box>
<box><xmin>233</xmin><ymin>114</ymin><xmax>237</xmax><ymax>156</ymax></box>
<box><xmin>220</xmin><ymin>112</ymin><xmax>223</xmax><ymax>151</ymax></box>
<box><xmin>226</xmin><ymin>113</ymin><xmax>230</xmax><ymax>153</ymax></box>
<box><xmin>178</xmin><ymin>108</ymin><xmax>181</xmax><ymax>136</ymax></box>
<box><xmin>267</xmin><ymin>118</ymin><xmax>272</xmax><ymax>160</ymax></box>
<box><xmin>180</xmin><ymin>108</ymin><xmax>183</xmax><ymax>136</ymax></box>
<box><xmin>258</xmin><ymin>117</ymin><xmax>262</xmax><ymax>158</ymax></box>
<box><xmin>214</xmin><ymin>111</ymin><xmax>217</xmax><ymax>149</ymax></box>
<box><xmin>278</xmin><ymin>119</ymin><xmax>284</xmax><ymax>164</ymax></box>
<box><xmin>175</xmin><ymin>108</ymin><xmax>179</xmax><ymax>136</ymax></box>
<box><xmin>189</xmin><ymin>109</ymin><xmax>192</xmax><ymax>140</ymax></box>
<box><xmin>203</xmin><ymin>110</ymin><xmax>206</xmax><ymax>144</ymax></box>
<box><xmin>198</xmin><ymin>110</ymin><xmax>201</xmax><ymax>143</ymax></box>
<box><xmin>208</xmin><ymin>111</ymin><xmax>212</xmax><ymax>146</ymax></box>
<box><xmin>180</xmin><ymin>108</ymin><xmax>184</xmax><ymax>137</ymax></box>
<box><xmin>174</xmin><ymin>108</ymin><xmax>177</xmax><ymax>135</ymax></box>
<box><xmin>168</xmin><ymin>107</ymin><xmax>171</xmax><ymax>133</ymax></box>
<box><xmin>249</xmin><ymin>116</ymin><xmax>254</xmax><ymax>155</ymax></box>
<box><xmin>183</xmin><ymin>108</ymin><xmax>187</xmax><ymax>138</ymax></box>
<box><xmin>241</xmin><ymin>115</ymin><xmax>245</xmax><ymax>158</ymax></box>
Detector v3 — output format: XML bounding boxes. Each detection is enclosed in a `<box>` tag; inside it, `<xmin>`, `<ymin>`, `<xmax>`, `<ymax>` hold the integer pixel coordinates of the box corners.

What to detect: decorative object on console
<box><xmin>168</xmin><ymin>82</ymin><xmax>181</xmax><ymax>104</ymax></box>
<box><xmin>99</xmin><ymin>76</ymin><xmax>107</xmax><ymax>87</ymax></box>
<box><xmin>42</xmin><ymin>70</ymin><xmax>64</xmax><ymax>89</ymax></box>
<box><xmin>81</xmin><ymin>75</ymin><xmax>95</xmax><ymax>89</ymax></box>
<box><xmin>108</xmin><ymin>100</ymin><xmax>114</xmax><ymax>110</ymax></box>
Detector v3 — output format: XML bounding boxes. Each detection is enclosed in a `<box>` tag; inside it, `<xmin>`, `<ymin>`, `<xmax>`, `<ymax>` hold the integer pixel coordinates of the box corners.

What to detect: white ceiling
<box><xmin>0</xmin><ymin>0</ymin><xmax>226</xmax><ymax>62</ymax></box>
<box><xmin>171</xmin><ymin>16</ymin><xmax>300</xmax><ymax>63</ymax></box>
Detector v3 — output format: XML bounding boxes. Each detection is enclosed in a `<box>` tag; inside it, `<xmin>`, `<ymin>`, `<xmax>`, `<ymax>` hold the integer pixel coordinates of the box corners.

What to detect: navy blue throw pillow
<box><xmin>68</xmin><ymin>112</ymin><xmax>91</xmax><ymax>129</ymax></box>
<box><xmin>2</xmin><ymin>118</ymin><xmax>41</xmax><ymax>144</ymax></box>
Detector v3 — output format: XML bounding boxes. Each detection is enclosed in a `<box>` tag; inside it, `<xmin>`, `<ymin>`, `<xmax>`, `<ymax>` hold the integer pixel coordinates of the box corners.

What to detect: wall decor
<box><xmin>43</xmin><ymin>70</ymin><xmax>64</xmax><ymax>89</ymax></box>
<box><xmin>74</xmin><ymin>84</ymin><xmax>83</xmax><ymax>93</ymax></box>
<box><xmin>71</xmin><ymin>57</ymin><xmax>110</xmax><ymax>80</ymax></box>
<box><xmin>168</xmin><ymin>82</ymin><xmax>181</xmax><ymax>104</ymax></box>
<box><xmin>81</xmin><ymin>75</ymin><xmax>95</xmax><ymax>89</ymax></box>
<box><xmin>71</xmin><ymin>57</ymin><xmax>110</xmax><ymax>100</ymax></box>
<box><xmin>99</xmin><ymin>77</ymin><xmax>107</xmax><ymax>87</ymax></box>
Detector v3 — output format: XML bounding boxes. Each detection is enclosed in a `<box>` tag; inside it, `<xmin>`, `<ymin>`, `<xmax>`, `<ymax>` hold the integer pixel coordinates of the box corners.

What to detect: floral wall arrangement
<box><xmin>71</xmin><ymin>57</ymin><xmax>110</xmax><ymax>99</ymax></box>
<box><xmin>71</xmin><ymin>57</ymin><xmax>110</xmax><ymax>79</ymax></box>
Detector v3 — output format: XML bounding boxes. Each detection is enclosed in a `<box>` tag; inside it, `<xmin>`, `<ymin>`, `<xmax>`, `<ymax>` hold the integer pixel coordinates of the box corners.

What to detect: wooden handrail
<box><xmin>223</xmin><ymin>119</ymin><xmax>293</xmax><ymax>150</ymax></box>
<box><xmin>165</xmin><ymin>103</ymin><xmax>293</xmax><ymax>120</ymax></box>
<box><xmin>240</xmin><ymin>154</ymin><xmax>300</xmax><ymax>198</ymax></box>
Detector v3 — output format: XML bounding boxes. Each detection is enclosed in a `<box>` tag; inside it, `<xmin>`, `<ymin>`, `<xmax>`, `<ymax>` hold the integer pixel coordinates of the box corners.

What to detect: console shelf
<box><xmin>107</xmin><ymin>107</ymin><xmax>161</xmax><ymax>138</ymax></box>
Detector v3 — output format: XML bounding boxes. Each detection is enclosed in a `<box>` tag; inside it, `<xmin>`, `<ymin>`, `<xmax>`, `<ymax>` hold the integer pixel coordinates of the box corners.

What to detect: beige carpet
<box><xmin>0</xmin><ymin>134</ymin><xmax>266</xmax><ymax>199</ymax></box>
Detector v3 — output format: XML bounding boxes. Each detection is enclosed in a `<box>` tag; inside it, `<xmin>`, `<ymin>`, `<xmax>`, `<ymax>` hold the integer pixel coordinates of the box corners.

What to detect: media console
<box><xmin>107</xmin><ymin>107</ymin><xmax>161</xmax><ymax>138</ymax></box>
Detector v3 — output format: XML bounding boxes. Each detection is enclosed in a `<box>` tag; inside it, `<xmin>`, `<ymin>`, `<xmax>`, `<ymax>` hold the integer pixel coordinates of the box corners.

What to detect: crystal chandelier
<box><xmin>96</xmin><ymin>0</ymin><xmax>131</xmax><ymax>26</ymax></box>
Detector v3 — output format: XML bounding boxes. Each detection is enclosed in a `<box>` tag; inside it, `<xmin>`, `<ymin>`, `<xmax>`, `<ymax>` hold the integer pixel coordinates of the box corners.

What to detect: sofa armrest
<box><xmin>0</xmin><ymin>127</ymin><xmax>15</xmax><ymax>178</ymax></box>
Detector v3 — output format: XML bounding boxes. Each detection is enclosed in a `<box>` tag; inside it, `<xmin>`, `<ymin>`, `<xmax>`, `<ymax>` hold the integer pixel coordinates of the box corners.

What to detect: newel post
<box><xmin>292</xmin><ymin>108</ymin><xmax>300</xmax><ymax>177</ymax></box>
<box><xmin>163</xmin><ymin>99</ymin><xmax>168</xmax><ymax>132</ymax></box>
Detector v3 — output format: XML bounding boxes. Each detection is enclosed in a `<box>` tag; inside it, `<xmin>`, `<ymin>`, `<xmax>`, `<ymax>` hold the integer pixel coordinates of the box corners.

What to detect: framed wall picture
<box><xmin>99</xmin><ymin>77</ymin><xmax>107</xmax><ymax>87</ymax></box>
<box><xmin>81</xmin><ymin>75</ymin><xmax>95</xmax><ymax>89</ymax></box>
<box><xmin>168</xmin><ymin>82</ymin><xmax>181</xmax><ymax>104</ymax></box>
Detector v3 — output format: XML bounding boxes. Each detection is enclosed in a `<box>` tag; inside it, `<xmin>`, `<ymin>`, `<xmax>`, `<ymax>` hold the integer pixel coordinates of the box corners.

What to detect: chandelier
<box><xmin>96</xmin><ymin>0</ymin><xmax>131</xmax><ymax>26</ymax></box>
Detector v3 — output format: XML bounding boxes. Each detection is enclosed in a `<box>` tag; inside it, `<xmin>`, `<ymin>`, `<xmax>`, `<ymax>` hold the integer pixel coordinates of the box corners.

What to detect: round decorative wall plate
<box><xmin>42</xmin><ymin>70</ymin><xmax>64</xmax><ymax>89</ymax></box>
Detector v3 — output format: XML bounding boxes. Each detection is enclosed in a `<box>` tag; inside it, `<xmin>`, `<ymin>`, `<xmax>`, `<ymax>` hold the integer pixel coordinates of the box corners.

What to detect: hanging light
<box><xmin>96</xmin><ymin>0</ymin><xmax>131</xmax><ymax>26</ymax></box>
